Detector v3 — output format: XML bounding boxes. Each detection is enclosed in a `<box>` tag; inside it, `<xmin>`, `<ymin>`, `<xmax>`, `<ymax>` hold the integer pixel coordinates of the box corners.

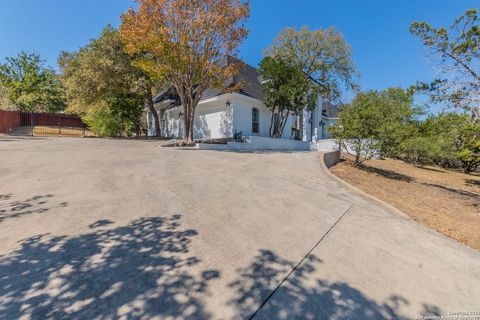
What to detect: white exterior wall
<box><xmin>312</xmin><ymin>139</ymin><xmax>338</xmax><ymax>152</ymax></box>
<box><xmin>242</xmin><ymin>136</ymin><xmax>310</xmax><ymax>150</ymax></box>
<box><xmin>162</xmin><ymin>108</ymin><xmax>183</xmax><ymax>138</ymax></box>
<box><xmin>193</xmin><ymin>99</ymin><xmax>232</xmax><ymax>140</ymax></box>
<box><xmin>231</xmin><ymin>93</ymin><xmax>309</xmax><ymax>140</ymax></box>
<box><xmin>231</xmin><ymin>94</ymin><xmax>269</xmax><ymax>137</ymax></box>
<box><xmin>319</xmin><ymin>118</ymin><xmax>338</xmax><ymax>140</ymax></box>
<box><xmin>148</xmin><ymin>92</ymin><xmax>329</xmax><ymax>143</ymax></box>
<box><xmin>302</xmin><ymin>109</ymin><xmax>312</xmax><ymax>142</ymax></box>
<box><xmin>313</xmin><ymin>95</ymin><xmax>323</xmax><ymax>142</ymax></box>
<box><xmin>156</xmin><ymin>96</ymin><xmax>232</xmax><ymax>140</ymax></box>
<box><xmin>197</xmin><ymin>136</ymin><xmax>310</xmax><ymax>151</ymax></box>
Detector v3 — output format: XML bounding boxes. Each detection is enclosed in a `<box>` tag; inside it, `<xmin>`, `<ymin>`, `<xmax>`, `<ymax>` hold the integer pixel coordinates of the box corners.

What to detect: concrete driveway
<box><xmin>0</xmin><ymin>137</ymin><xmax>479</xmax><ymax>319</ymax></box>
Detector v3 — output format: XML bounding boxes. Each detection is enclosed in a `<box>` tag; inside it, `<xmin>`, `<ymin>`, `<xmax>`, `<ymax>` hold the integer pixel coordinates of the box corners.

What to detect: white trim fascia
<box><xmin>228</xmin><ymin>92</ymin><xmax>264</xmax><ymax>105</ymax></box>
<box><xmin>197</xmin><ymin>95</ymin><xmax>228</xmax><ymax>105</ymax></box>
<box><xmin>321</xmin><ymin>115</ymin><xmax>340</xmax><ymax>120</ymax></box>
<box><xmin>198</xmin><ymin>92</ymin><xmax>264</xmax><ymax>106</ymax></box>
<box><xmin>153</xmin><ymin>92</ymin><xmax>264</xmax><ymax>108</ymax></box>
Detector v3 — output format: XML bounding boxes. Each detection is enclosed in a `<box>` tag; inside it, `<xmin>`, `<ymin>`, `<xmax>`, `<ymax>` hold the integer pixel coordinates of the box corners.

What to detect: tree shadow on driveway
<box><xmin>0</xmin><ymin>215</ymin><xmax>443</xmax><ymax>319</ymax></box>
<box><xmin>0</xmin><ymin>193</ymin><xmax>67</xmax><ymax>223</ymax></box>
<box><xmin>229</xmin><ymin>250</ymin><xmax>442</xmax><ymax>320</ymax></box>
<box><xmin>0</xmin><ymin>215</ymin><xmax>219</xmax><ymax>319</ymax></box>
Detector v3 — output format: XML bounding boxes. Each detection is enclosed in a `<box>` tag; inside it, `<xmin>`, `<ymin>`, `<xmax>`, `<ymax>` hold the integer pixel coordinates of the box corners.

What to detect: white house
<box><xmin>147</xmin><ymin>57</ymin><xmax>339</xmax><ymax>144</ymax></box>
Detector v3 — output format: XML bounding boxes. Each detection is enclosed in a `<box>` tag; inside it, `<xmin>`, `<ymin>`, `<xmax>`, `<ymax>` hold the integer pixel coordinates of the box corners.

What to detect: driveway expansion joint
<box><xmin>249</xmin><ymin>203</ymin><xmax>354</xmax><ymax>319</ymax></box>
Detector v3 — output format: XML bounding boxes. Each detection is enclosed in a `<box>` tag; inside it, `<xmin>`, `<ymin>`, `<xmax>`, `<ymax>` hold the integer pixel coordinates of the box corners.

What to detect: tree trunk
<box><xmin>280</xmin><ymin>111</ymin><xmax>290</xmax><ymax>138</ymax></box>
<box><xmin>184</xmin><ymin>105</ymin><xmax>195</xmax><ymax>143</ymax></box>
<box><xmin>269</xmin><ymin>109</ymin><xmax>275</xmax><ymax>138</ymax></box>
<box><xmin>180</xmin><ymin>92</ymin><xmax>197</xmax><ymax>144</ymax></box>
<box><xmin>354</xmin><ymin>139</ymin><xmax>362</xmax><ymax>166</ymax></box>
<box><xmin>273</xmin><ymin>110</ymin><xmax>289</xmax><ymax>138</ymax></box>
<box><xmin>355</xmin><ymin>153</ymin><xmax>361</xmax><ymax>166</ymax></box>
<box><xmin>146</xmin><ymin>88</ymin><xmax>161</xmax><ymax>138</ymax></box>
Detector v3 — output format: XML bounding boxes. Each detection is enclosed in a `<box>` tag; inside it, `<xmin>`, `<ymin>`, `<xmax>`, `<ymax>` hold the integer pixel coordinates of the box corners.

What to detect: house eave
<box><xmin>197</xmin><ymin>92</ymin><xmax>264</xmax><ymax>106</ymax></box>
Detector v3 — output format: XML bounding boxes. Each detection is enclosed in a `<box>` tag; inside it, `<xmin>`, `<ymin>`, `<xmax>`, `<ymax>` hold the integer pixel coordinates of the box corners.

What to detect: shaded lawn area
<box><xmin>330</xmin><ymin>156</ymin><xmax>480</xmax><ymax>251</ymax></box>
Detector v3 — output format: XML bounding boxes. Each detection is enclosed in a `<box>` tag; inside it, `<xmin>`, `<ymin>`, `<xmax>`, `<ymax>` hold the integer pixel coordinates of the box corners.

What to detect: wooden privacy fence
<box><xmin>0</xmin><ymin>110</ymin><xmax>21</xmax><ymax>134</ymax></box>
<box><xmin>0</xmin><ymin>110</ymin><xmax>86</xmax><ymax>136</ymax></box>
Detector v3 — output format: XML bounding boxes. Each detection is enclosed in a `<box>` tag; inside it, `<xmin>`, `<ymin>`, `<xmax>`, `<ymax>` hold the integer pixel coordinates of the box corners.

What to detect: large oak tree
<box><xmin>59</xmin><ymin>26</ymin><xmax>160</xmax><ymax>137</ymax></box>
<box><xmin>265</xmin><ymin>26</ymin><xmax>357</xmax><ymax>102</ymax></box>
<box><xmin>258</xmin><ymin>57</ymin><xmax>317</xmax><ymax>138</ymax></box>
<box><xmin>120</xmin><ymin>0</ymin><xmax>250</xmax><ymax>143</ymax></box>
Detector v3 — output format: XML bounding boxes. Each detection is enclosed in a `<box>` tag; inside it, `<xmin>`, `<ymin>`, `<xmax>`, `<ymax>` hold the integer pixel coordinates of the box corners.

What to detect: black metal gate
<box><xmin>20</xmin><ymin>112</ymin><xmax>32</xmax><ymax>127</ymax></box>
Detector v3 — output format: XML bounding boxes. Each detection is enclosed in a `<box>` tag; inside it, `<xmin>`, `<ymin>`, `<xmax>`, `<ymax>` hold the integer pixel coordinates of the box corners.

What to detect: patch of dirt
<box><xmin>330</xmin><ymin>156</ymin><xmax>480</xmax><ymax>250</ymax></box>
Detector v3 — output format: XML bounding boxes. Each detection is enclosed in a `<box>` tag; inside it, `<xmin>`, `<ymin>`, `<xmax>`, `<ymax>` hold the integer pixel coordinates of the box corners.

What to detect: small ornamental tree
<box><xmin>120</xmin><ymin>0</ymin><xmax>250</xmax><ymax>143</ymax></box>
<box><xmin>330</xmin><ymin>88</ymin><xmax>420</xmax><ymax>166</ymax></box>
<box><xmin>330</xmin><ymin>92</ymin><xmax>381</xmax><ymax>166</ymax></box>
<box><xmin>258</xmin><ymin>57</ymin><xmax>317</xmax><ymax>138</ymax></box>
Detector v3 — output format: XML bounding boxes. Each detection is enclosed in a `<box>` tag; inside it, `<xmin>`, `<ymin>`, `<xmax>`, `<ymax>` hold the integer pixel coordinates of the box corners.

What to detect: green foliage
<box><xmin>265</xmin><ymin>26</ymin><xmax>357</xmax><ymax>101</ymax></box>
<box><xmin>418</xmin><ymin>113</ymin><xmax>473</xmax><ymax>170</ymax></box>
<box><xmin>372</xmin><ymin>88</ymin><xmax>420</xmax><ymax>156</ymax></box>
<box><xmin>258</xmin><ymin>57</ymin><xmax>317</xmax><ymax>138</ymax></box>
<box><xmin>330</xmin><ymin>88</ymin><xmax>420</xmax><ymax>165</ymax></box>
<box><xmin>0</xmin><ymin>52</ymin><xmax>65</xmax><ymax>112</ymax></box>
<box><xmin>397</xmin><ymin>136</ymin><xmax>445</xmax><ymax>167</ymax></box>
<box><xmin>59</xmin><ymin>26</ymin><xmax>151</xmax><ymax>137</ymax></box>
<box><xmin>397</xmin><ymin>113</ymin><xmax>480</xmax><ymax>173</ymax></box>
<box><xmin>456</xmin><ymin>120</ymin><xmax>480</xmax><ymax>173</ymax></box>
<box><xmin>410</xmin><ymin>9</ymin><xmax>480</xmax><ymax>120</ymax></box>
<box><xmin>84</xmin><ymin>93</ymin><xmax>145</xmax><ymax>137</ymax></box>
<box><xmin>120</xmin><ymin>0</ymin><xmax>250</xmax><ymax>142</ymax></box>
<box><xmin>84</xmin><ymin>110</ymin><xmax>124</xmax><ymax>138</ymax></box>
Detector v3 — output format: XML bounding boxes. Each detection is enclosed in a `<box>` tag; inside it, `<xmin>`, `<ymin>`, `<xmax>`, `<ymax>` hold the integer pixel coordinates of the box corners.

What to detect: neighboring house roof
<box><xmin>322</xmin><ymin>102</ymin><xmax>341</xmax><ymax>119</ymax></box>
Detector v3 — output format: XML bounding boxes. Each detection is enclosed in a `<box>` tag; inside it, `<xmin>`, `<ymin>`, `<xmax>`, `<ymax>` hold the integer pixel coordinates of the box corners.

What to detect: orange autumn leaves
<box><xmin>120</xmin><ymin>0</ymin><xmax>250</xmax><ymax>142</ymax></box>
<box><xmin>120</xmin><ymin>0</ymin><xmax>249</xmax><ymax>85</ymax></box>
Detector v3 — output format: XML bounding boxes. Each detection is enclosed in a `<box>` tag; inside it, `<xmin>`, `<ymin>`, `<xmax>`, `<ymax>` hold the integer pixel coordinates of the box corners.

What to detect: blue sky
<box><xmin>0</xmin><ymin>0</ymin><xmax>477</xmax><ymax>96</ymax></box>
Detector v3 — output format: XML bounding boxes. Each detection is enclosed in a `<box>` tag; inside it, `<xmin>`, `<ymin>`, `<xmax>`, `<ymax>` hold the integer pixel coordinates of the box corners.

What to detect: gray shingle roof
<box><xmin>153</xmin><ymin>56</ymin><xmax>263</xmax><ymax>107</ymax></box>
<box><xmin>322</xmin><ymin>101</ymin><xmax>341</xmax><ymax>118</ymax></box>
<box><xmin>153</xmin><ymin>57</ymin><xmax>338</xmax><ymax>117</ymax></box>
<box><xmin>153</xmin><ymin>87</ymin><xmax>181</xmax><ymax>106</ymax></box>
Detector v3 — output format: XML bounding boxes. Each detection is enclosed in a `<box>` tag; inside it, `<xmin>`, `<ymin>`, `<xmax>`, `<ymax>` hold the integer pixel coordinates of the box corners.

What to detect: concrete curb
<box><xmin>318</xmin><ymin>152</ymin><xmax>411</xmax><ymax>220</ymax></box>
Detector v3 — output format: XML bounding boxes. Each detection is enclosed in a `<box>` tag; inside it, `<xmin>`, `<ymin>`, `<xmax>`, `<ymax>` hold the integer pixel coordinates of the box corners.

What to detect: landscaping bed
<box><xmin>330</xmin><ymin>155</ymin><xmax>480</xmax><ymax>250</ymax></box>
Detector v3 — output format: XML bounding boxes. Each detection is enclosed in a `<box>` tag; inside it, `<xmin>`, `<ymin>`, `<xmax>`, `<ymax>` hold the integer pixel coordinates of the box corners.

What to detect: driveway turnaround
<box><xmin>0</xmin><ymin>137</ymin><xmax>479</xmax><ymax>319</ymax></box>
